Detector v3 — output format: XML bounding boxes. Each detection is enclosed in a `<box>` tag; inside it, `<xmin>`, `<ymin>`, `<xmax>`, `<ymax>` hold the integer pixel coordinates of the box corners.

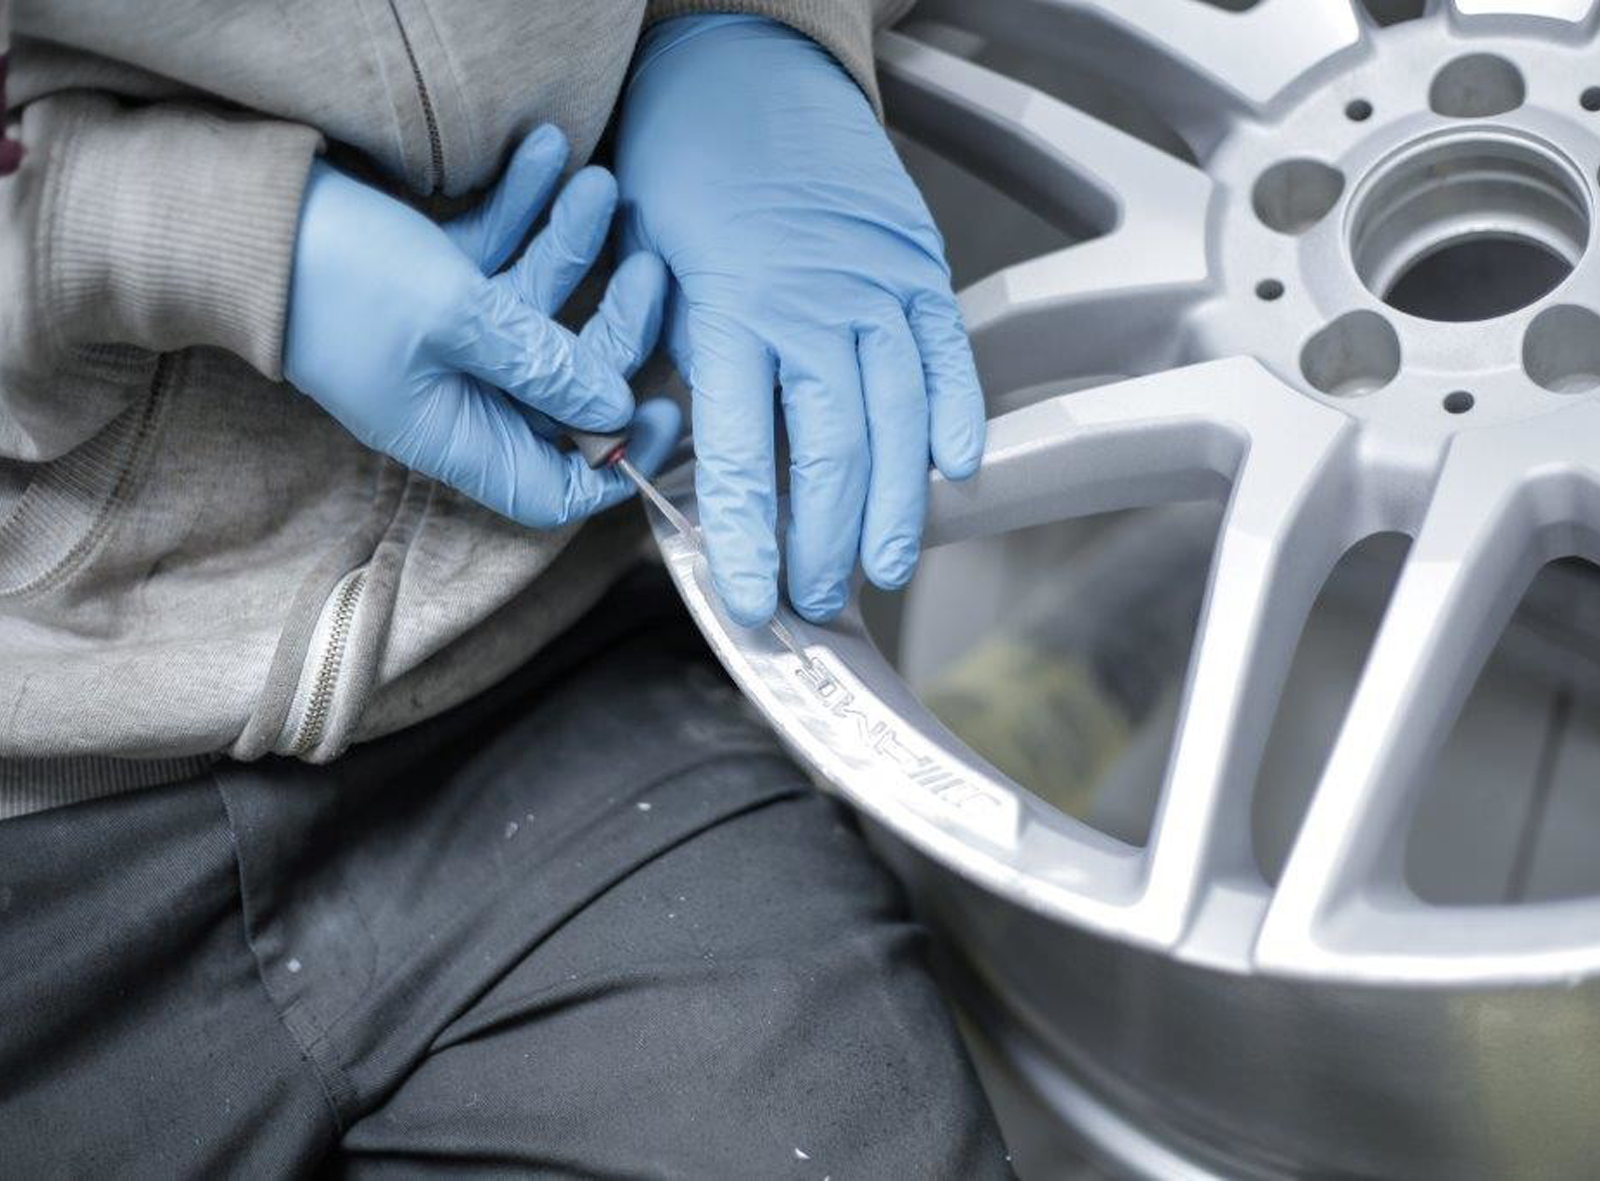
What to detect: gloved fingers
<box><xmin>779</xmin><ymin>334</ymin><xmax>869</xmax><ymax>623</ymax></box>
<box><xmin>908</xmin><ymin>291</ymin><xmax>987</xmax><ymax>480</ymax></box>
<box><xmin>504</xmin><ymin>253</ymin><xmax>665</xmax><ymax>447</ymax></box>
<box><xmin>688</xmin><ymin>309</ymin><xmax>779</xmax><ymax>627</ymax></box>
<box><xmin>443</xmin><ymin>124</ymin><xmax>569</xmax><ymax>274</ymax></box>
<box><xmin>423</xmin><ymin>385</ymin><xmax>680</xmax><ymax>528</ymax></box>
<box><xmin>857</xmin><ymin>312</ymin><xmax>930</xmax><ymax>590</ymax></box>
<box><xmin>455</xmin><ymin>279</ymin><xmax>633</xmax><ymax>431</ymax></box>
<box><xmin>405</xmin><ymin>379</ymin><xmax>605</xmax><ymax>529</ymax></box>
<box><xmin>507</xmin><ymin>166</ymin><xmax>619</xmax><ymax>314</ymax></box>
<box><xmin>576</xmin><ymin>252</ymin><xmax>667</xmax><ymax>379</ymax></box>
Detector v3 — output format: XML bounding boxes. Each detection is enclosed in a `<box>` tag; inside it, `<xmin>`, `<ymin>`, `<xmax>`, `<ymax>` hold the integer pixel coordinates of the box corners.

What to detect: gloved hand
<box><xmin>616</xmin><ymin>15</ymin><xmax>985</xmax><ymax>626</ymax></box>
<box><xmin>285</xmin><ymin>124</ymin><xmax>680</xmax><ymax>528</ymax></box>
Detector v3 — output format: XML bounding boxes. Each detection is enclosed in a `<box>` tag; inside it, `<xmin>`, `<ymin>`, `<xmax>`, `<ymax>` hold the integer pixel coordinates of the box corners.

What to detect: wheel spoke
<box><xmin>924</xmin><ymin>356</ymin><xmax>1339</xmax><ymax>550</ymax></box>
<box><xmin>878</xmin><ymin>29</ymin><xmax>1213</xmax><ymax>234</ymax></box>
<box><xmin>1258</xmin><ymin>402</ymin><xmax>1600</xmax><ymax>975</ymax></box>
<box><xmin>909</xmin><ymin>0</ymin><xmax>1364</xmax><ymax>140</ymax></box>
<box><xmin>877</xmin><ymin>30</ymin><xmax>1215</xmax><ymax>397</ymax></box>
<box><xmin>924</xmin><ymin>362</ymin><xmax>1234</xmax><ymax>549</ymax></box>
<box><xmin>1059</xmin><ymin>0</ymin><xmax>1365</xmax><ymax>110</ymax></box>
<box><xmin>925</xmin><ymin>357</ymin><xmax>1355</xmax><ymax>947</ymax></box>
<box><xmin>961</xmin><ymin>239</ymin><xmax>1209</xmax><ymax>398</ymax></box>
<box><xmin>1139</xmin><ymin>395</ymin><xmax>1355</xmax><ymax>942</ymax></box>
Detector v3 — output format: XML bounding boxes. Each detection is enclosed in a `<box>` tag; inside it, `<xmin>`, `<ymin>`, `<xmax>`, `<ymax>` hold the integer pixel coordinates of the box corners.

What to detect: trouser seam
<box><xmin>211</xmin><ymin>770</ymin><xmax>356</xmax><ymax>1135</ymax></box>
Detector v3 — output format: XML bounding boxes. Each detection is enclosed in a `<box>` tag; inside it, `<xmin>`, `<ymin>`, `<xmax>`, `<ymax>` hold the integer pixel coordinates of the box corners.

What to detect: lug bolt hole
<box><xmin>1524</xmin><ymin>305</ymin><xmax>1600</xmax><ymax>392</ymax></box>
<box><xmin>1345</xmin><ymin>99</ymin><xmax>1374</xmax><ymax>122</ymax></box>
<box><xmin>1582</xmin><ymin>86</ymin><xmax>1600</xmax><ymax>112</ymax></box>
<box><xmin>1301</xmin><ymin>310</ymin><xmax>1401</xmax><ymax>397</ymax></box>
<box><xmin>1256</xmin><ymin>278</ymin><xmax>1285</xmax><ymax>301</ymax></box>
<box><xmin>1253</xmin><ymin>159</ymin><xmax>1346</xmax><ymax>235</ymax></box>
<box><xmin>1430</xmin><ymin>54</ymin><xmax>1525</xmax><ymax>118</ymax></box>
<box><xmin>1442</xmin><ymin>390</ymin><xmax>1475</xmax><ymax>414</ymax></box>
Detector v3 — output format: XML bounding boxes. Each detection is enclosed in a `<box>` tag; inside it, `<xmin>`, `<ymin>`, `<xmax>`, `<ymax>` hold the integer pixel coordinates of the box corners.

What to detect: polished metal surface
<box><xmin>880</xmin><ymin>829</ymin><xmax>1600</xmax><ymax>1180</ymax></box>
<box><xmin>643</xmin><ymin>2</ymin><xmax>1600</xmax><ymax>1175</ymax></box>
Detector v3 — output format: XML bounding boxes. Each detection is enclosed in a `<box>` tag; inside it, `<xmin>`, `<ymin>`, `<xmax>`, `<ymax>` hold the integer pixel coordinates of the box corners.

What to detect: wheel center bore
<box><xmin>1201</xmin><ymin>22</ymin><xmax>1600</xmax><ymax>426</ymax></box>
<box><xmin>1347</xmin><ymin>129</ymin><xmax>1590</xmax><ymax>323</ymax></box>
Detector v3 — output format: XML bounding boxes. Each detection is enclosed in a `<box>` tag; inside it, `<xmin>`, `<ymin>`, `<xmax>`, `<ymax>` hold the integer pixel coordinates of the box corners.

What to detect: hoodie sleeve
<box><xmin>5</xmin><ymin>94</ymin><xmax>320</xmax><ymax>386</ymax></box>
<box><xmin>643</xmin><ymin>0</ymin><xmax>916</xmax><ymax>115</ymax></box>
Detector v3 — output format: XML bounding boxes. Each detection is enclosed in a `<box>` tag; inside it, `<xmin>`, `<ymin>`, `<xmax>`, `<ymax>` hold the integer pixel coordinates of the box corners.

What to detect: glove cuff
<box><xmin>643</xmin><ymin>0</ymin><xmax>916</xmax><ymax>118</ymax></box>
<box><xmin>44</xmin><ymin>96</ymin><xmax>322</xmax><ymax>379</ymax></box>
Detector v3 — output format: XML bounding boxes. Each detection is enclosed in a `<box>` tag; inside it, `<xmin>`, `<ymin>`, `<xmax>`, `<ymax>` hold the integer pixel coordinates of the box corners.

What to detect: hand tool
<box><xmin>569</xmin><ymin>430</ymin><xmax>815</xmax><ymax>663</ymax></box>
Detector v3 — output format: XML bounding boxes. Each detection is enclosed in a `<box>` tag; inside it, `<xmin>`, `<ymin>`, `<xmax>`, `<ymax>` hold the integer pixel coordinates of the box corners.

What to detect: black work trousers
<box><xmin>0</xmin><ymin>568</ymin><xmax>1009</xmax><ymax>1177</ymax></box>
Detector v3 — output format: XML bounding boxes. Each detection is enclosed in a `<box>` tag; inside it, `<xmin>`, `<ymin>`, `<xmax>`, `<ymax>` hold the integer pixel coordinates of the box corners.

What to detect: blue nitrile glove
<box><xmin>285</xmin><ymin>124</ymin><xmax>680</xmax><ymax>528</ymax></box>
<box><xmin>616</xmin><ymin>15</ymin><xmax>985</xmax><ymax>626</ymax></box>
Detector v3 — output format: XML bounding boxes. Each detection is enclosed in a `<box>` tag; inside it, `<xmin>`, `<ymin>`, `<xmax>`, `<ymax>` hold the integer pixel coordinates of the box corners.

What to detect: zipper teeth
<box><xmin>290</xmin><ymin>569</ymin><xmax>367</xmax><ymax>757</ymax></box>
<box><xmin>386</xmin><ymin>0</ymin><xmax>445</xmax><ymax>191</ymax></box>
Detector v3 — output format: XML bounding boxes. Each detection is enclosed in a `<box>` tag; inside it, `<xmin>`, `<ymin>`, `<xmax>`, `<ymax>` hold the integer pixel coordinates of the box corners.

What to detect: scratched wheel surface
<box><xmin>646</xmin><ymin>3</ymin><xmax>1600</xmax><ymax>1176</ymax></box>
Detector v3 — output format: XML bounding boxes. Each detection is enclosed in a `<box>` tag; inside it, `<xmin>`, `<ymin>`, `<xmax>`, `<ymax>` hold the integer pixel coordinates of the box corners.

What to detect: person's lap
<box><xmin>0</xmin><ymin>569</ymin><xmax>1009</xmax><ymax>1176</ymax></box>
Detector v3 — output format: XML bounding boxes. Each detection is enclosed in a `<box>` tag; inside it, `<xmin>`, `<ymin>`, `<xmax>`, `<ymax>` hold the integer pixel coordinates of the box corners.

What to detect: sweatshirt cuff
<box><xmin>644</xmin><ymin>0</ymin><xmax>915</xmax><ymax>118</ymax></box>
<box><xmin>44</xmin><ymin>98</ymin><xmax>322</xmax><ymax>380</ymax></box>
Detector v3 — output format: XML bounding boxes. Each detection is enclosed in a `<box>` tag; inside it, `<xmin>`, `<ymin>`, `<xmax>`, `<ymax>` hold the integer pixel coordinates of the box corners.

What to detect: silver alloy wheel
<box><xmin>646</xmin><ymin>2</ymin><xmax>1600</xmax><ymax>1174</ymax></box>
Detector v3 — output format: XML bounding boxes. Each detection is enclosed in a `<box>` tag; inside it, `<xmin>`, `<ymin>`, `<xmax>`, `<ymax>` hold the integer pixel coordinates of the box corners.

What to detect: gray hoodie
<box><xmin>0</xmin><ymin>0</ymin><xmax>910</xmax><ymax>818</ymax></box>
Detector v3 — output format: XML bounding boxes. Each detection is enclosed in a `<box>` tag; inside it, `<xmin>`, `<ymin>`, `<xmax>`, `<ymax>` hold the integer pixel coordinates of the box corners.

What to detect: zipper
<box><xmin>386</xmin><ymin>0</ymin><xmax>445</xmax><ymax>192</ymax></box>
<box><xmin>284</xmin><ymin>566</ymin><xmax>368</xmax><ymax>757</ymax></box>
